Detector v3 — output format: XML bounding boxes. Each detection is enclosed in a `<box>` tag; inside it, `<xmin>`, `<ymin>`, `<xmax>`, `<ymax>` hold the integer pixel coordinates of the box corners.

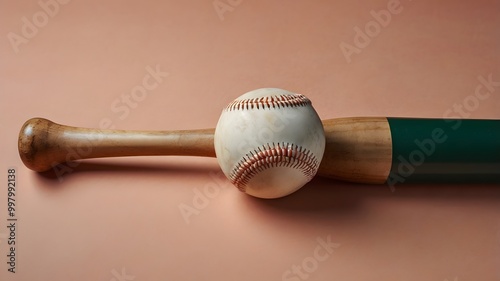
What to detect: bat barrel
<box><xmin>317</xmin><ymin>117</ymin><xmax>500</xmax><ymax>185</ymax></box>
<box><xmin>386</xmin><ymin>118</ymin><xmax>500</xmax><ymax>185</ymax></box>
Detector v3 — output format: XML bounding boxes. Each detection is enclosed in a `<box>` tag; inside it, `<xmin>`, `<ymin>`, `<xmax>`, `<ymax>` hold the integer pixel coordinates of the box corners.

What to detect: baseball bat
<box><xmin>18</xmin><ymin>117</ymin><xmax>500</xmax><ymax>184</ymax></box>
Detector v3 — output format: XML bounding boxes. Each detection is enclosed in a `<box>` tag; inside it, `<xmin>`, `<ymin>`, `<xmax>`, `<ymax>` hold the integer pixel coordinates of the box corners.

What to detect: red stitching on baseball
<box><xmin>230</xmin><ymin>142</ymin><xmax>319</xmax><ymax>192</ymax></box>
<box><xmin>225</xmin><ymin>94</ymin><xmax>311</xmax><ymax>111</ymax></box>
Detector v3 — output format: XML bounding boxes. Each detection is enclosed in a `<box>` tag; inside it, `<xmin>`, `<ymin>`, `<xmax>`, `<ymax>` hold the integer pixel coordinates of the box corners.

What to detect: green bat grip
<box><xmin>387</xmin><ymin>118</ymin><xmax>500</xmax><ymax>184</ymax></box>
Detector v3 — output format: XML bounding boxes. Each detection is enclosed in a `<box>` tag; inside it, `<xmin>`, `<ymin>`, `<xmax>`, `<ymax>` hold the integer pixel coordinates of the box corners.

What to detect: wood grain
<box><xmin>317</xmin><ymin>117</ymin><xmax>393</xmax><ymax>184</ymax></box>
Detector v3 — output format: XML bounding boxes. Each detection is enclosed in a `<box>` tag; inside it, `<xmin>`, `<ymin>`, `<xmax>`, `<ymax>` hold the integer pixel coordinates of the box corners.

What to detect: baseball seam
<box><xmin>230</xmin><ymin>142</ymin><xmax>319</xmax><ymax>192</ymax></box>
<box><xmin>225</xmin><ymin>94</ymin><xmax>311</xmax><ymax>111</ymax></box>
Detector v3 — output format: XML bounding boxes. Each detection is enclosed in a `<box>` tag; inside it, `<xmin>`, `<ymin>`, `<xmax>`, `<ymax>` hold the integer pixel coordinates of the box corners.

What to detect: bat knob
<box><xmin>18</xmin><ymin>118</ymin><xmax>56</xmax><ymax>172</ymax></box>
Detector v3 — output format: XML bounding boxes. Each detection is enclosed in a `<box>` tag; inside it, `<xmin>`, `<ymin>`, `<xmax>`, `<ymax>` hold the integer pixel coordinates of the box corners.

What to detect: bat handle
<box><xmin>18</xmin><ymin>118</ymin><xmax>216</xmax><ymax>172</ymax></box>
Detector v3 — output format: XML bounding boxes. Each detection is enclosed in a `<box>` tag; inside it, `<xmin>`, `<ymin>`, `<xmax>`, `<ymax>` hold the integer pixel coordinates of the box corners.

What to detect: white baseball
<box><xmin>214</xmin><ymin>88</ymin><xmax>325</xmax><ymax>199</ymax></box>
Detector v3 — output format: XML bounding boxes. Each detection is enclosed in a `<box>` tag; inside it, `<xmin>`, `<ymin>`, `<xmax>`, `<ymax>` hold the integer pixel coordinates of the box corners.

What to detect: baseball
<box><xmin>214</xmin><ymin>88</ymin><xmax>325</xmax><ymax>199</ymax></box>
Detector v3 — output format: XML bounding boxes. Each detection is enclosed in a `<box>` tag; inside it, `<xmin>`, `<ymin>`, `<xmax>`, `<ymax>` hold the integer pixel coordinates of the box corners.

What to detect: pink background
<box><xmin>1</xmin><ymin>0</ymin><xmax>500</xmax><ymax>280</ymax></box>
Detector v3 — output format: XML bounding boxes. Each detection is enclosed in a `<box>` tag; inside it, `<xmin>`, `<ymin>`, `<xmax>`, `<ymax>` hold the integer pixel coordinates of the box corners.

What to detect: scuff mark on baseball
<box><xmin>214</xmin><ymin>88</ymin><xmax>326</xmax><ymax>199</ymax></box>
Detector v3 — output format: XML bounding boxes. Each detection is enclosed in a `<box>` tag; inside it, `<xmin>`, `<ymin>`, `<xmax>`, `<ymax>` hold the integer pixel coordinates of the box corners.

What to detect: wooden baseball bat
<box><xmin>18</xmin><ymin>117</ymin><xmax>500</xmax><ymax>184</ymax></box>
